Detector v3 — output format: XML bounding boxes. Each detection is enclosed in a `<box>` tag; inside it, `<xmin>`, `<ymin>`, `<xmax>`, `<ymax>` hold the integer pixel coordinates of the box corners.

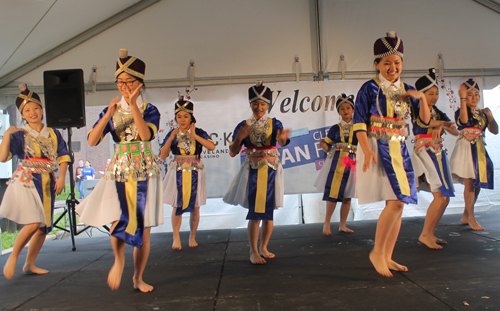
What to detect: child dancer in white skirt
<box><xmin>353</xmin><ymin>32</ymin><xmax>430</xmax><ymax>277</ymax></box>
<box><xmin>0</xmin><ymin>85</ymin><xmax>70</xmax><ymax>279</ymax></box>
<box><xmin>160</xmin><ymin>97</ymin><xmax>215</xmax><ymax>250</ymax></box>
<box><xmin>314</xmin><ymin>94</ymin><xmax>357</xmax><ymax>235</ymax></box>
<box><xmin>76</xmin><ymin>49</ymin><xmax>163</xmax><ymax>292</ymax></box>
<box><xmin>411</xmin><ymin>69</ymin><xmax>459</xmax><ymax>249</ymax></box>
<box><xmin>224</xmin><ymin>81</ymin><xmax>290</xmax><ymax>265</ymax></box>
<box><xmin>449</xmin><ymin>79</ymin><xmax>498</xmax><ymax>230</ymax></box>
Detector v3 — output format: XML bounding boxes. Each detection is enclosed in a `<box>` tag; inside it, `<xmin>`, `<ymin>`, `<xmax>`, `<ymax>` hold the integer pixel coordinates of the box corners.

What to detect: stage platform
<box><xmin>1</xmin><ymin>210</ymin><xmax>499</xmax><ymax>311</ymax></box>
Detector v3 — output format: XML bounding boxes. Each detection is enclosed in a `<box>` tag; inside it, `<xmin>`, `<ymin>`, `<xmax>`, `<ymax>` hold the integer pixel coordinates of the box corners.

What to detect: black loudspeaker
<box><xmin>43</xmin><ymin>69</ymin><xmax>86</xmax><ymax>128</ymax></box>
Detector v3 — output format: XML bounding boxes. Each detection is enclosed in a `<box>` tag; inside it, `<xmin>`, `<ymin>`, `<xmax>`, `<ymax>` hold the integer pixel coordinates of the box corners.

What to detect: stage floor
<box><xmin>1</xmin><ymin>210</ymin><xmax>499</xmax><ymax>311</ymax></box>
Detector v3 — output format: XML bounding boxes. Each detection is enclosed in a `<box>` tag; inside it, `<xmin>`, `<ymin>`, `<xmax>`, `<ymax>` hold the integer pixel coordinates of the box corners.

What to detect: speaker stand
<box><xmin>52</xmin><ymin>128</ymin><xmax>109</xmax><ymax>251</ymax></box>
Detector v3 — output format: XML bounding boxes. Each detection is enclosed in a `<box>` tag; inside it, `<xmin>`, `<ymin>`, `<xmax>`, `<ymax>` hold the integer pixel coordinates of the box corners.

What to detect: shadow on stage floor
<box><xmin>1</xmin><ymin>210</ymin><xmax>499</xmax><ymax>311</ymax></box>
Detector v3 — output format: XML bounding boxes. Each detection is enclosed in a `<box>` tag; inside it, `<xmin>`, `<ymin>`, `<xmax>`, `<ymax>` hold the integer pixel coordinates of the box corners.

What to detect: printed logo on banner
<box><xmin>239</xmin><ymin>125</ymin><xmax>331</xmax><ymax>170</ymax></box>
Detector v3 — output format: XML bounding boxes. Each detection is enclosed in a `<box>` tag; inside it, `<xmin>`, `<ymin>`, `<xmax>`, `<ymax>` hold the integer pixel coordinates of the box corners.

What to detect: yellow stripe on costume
<box><xmin>477</xmin><ymin>141</ymin><xmax>488</xmax><ymax>183</ymax></box>
<box><xmin>353</xmin><ymin>123</ymin><xmax>367</xmax><ymax>132</ymax></box>
<box><xmin>416</xmin><ymin>117</ymin><xmax>429</xmax><ymax>128</ymax></box>
<box><xmin>182</xmin><ymin>169</ymin><xmax>192</xmax><ymax>210</ymax></box>
<box><xmin>255</xmin><ymin>165</ymin><xmax>268</xmax><ymax>213</ymax></box>
<box><xmin>325</xmin><ymin>137</ymin><xmax>334</xmax><ymax>145</ymax></box>
<box><xmin>266</xmin><ymin>118</ymin><xmax>273</xmax><ymax>146</ymax></box>
<box><xmin>436</xmin><ymin>154</ymin><xmax>449</xmax><ymax>189</ymax></box>
<box><xmin>389</xmin><ymin>140</ymin><xmax>411</xmax><ymax>196</ymax></box>
<box><xmin>124</xmin><ymin>179</ymin><xmax>138</xmax><ymax>235</ymax></box>
<box><xmin>329</xmin><ymin>151</ymin><xmax>348</xmax><ymax>199</ymax></box>
<box><xmin>42</xmin><ymin>173</ymin><xmax>52</xmax><ymax>226</ymax></box>
<box><xmin>57</xmin><ymin>155</ymin><xmax>71</xmax><ymax>164</ymax></box>
<box><xmin>146</xmin><ymin>122</ymin><xmax>158</xmax><ymax>137</ymax></box>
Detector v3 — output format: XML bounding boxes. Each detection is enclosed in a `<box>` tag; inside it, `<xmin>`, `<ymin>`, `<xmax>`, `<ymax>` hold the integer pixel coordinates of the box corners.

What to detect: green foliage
<box><xmin>1</xmin><ymin>231</ymin><xmax>18</xmax><ymax>250</ymax></box>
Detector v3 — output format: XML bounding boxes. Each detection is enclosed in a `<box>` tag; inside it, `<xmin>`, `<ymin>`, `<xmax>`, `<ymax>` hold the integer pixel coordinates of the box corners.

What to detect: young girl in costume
<box><xmin>353</xmin><ymin>32</ymin><xmax>430</xmax><ymax>277</ymax></box>
<box><xmin>160</xmin><ymin>97</ymin><xmax>215</xmax><ymax>250</ymax></box>
<box><xmin>0</xmin><ymin>85</ymin><xmax>70</xmax><ymax>279</ymax></box>
<box><xmin>314</xmin><ymin>94</ymin><xmax>357</xmax><ymax>235</ymax></box>
<box><xmin>449</xmin><ymin>79</ymin><xmax>498</xmax><ymax>230</ymax></box>
<box><xmin>76</xmin><ymin>49</ymin><xmax>163</xmax><ymax>292</ymax></box>
<box><xmin>223</xmin><ymin>81</ymin><xmax>290</xmax><ymax>265</ymax></box>
<box><xmin>411</xmin><ymin>69</ymin><xmax>459</xmax><ymax>249</ymax></box>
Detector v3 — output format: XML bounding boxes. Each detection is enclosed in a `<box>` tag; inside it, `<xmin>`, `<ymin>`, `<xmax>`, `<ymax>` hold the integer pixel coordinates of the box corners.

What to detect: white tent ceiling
<box><xmin>0</xmin><ymin>0</ymin><xmax>144</xmax><ymax>79</ymax></box>
<box><xmin>0</xmin><ymin>0</ymin><xmax>499</xmax><ymax>108</ymax></box>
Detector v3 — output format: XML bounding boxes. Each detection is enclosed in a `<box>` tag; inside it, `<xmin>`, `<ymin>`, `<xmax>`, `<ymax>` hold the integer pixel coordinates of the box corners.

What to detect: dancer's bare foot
<box><xmin>107</xmin><ymin>261</ymin><xmax>125</xmax><ymax>291</ymax></box>
<box><xmin>250</xmin><ymin>251</ymin><xmax>266</xmax><ymax>264</ymax></box>
<box><xmin>369</xmin><ymin>251</ymin><xmax>392</xmax><ymax>277</ymax></box>
<box><xmin>189</xmin><ymin>235</ymin><xmax>198</xmax><ymax>248</ymax></box>
<box><xmin>419</xmin><ymin>235</ymin><xmax>443</xmax><ymax>249</ymax></box>
<box><xmin>259</xmin><ymin>248</ymin><xmax>275</xmax><ymax>259</ymax></box>
<box><xmin>433</xmin><ymin>236</ymin><xmax>447</xmax><ymax>245</ymax></box>
<box><xmin>133</xmin><ymin>278</ymin><xmax>154</xmax><ymax>293</ymax></box>
<box><xmin>460</xmin><ymin>216</ymin><xmax>469</xmax><ymax>225</ymax></box>
<box><xmin>339</xmin><ymin>226</ymin><xmax>354</xmax><ymax>233</ymax></box>
<box><xmin>323</xmin><ymin>223</ymin><xmax>332</xmax><ymax>235</ymax></box>
<box><xmin>3</xmin><ymin>256</ymin><xmax>17</xmax><ymax>279</ymax></box>
<box><xmin>172</xmin><ymin>236</ymin><xmax>182</xmax><ymax>250</ymax></box>
<box><xmin>469</xmin><ymin>221</ymin><xmax>485</xmax><ymax>231</ymax></box>
<box><xmin>23</xmin><ymin>264</ymin><xmax>49</xmax><ymax>275</ymax></box>
<box><xmin>387</xmin><ymin>259</ymin><xmax>408</xmax><ymax>272</ymax></box>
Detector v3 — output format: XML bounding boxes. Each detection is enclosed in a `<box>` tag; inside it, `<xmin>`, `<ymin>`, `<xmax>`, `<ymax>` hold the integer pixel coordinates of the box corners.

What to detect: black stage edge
<box><xmin>1</xmin><ymin>210</ymin><xmax>499</xmax><ymax>311</ymax></box>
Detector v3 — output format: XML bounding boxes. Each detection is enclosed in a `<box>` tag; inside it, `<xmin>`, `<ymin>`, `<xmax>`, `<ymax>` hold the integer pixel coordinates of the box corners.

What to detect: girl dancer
<box><xmin>449</xmin><ymin>79</ymin><xmax>498</xmax><ymax>230</ymax></box>
<box><xmin>160</xmin><ymin>97</ymin><xmax>215</xmax><ymax>250</ymax></box>
<box><xmin>76</xmin><ymin>49</ymin><xmax>163</xmax><ymax>292</ymax></box>
<box><xmin>412</xmin><ymin>69</ymin><xmax>459</xmax><ymax>249</ymax></box>
<box><xmin>314</xmin><ymin>94</ymin><xmax>357</xmax><ymax>235</ymax></box>
<box><xmin>1</xmin><ymin>85</ymin><xmax>70</xmax><ymax>279</ymax></box>
<box><xmin>224</xmin><ymin>81</ymin><xmax>290</xmax><ymax>265</ymax></box>
<box><xmin>353</xmin><ymin>32</ymin><xmax>430</xmax><ymax>277</ymax></box>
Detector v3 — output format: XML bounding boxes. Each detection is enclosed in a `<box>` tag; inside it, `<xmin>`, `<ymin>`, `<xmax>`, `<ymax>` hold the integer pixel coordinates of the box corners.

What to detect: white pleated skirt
<box><xmin>223</xmin><ymin>161</ymin><xmax>284</xmax><ymax>209</ymax></box>
<box><xmin>411</xmin><ymin>149</ymin><xmax>454</xmax><ymax>193</ymax></box>
<box><xmin>162</xmin><ymin>168</ymin><xmax>207</xmax><ymax>208</ymax></box>
<box><xmin>355</xmin><ymin>137</ymin><xmax>398</xmax><ymax>204</ymax></box>
<box><xmin>0</xmin><ymin>174</ymin><xmax>47</xmax><ymax>227</ymax></box>
<box><xmin>75</xmin><ymin>175</ymin><xmax>163</xmax><ymax>228</ymax></box>
<box><xmin>449</xmin><ymin>138</ymin><xmax>475</xmax><ymax>184</ymax></box>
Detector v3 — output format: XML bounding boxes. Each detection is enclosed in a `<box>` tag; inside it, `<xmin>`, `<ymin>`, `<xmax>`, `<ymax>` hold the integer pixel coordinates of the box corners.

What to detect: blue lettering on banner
<box><xmin>239</xmin><ymin>126</ymin><xmax>332</xmax><ymax>169</ymax></box>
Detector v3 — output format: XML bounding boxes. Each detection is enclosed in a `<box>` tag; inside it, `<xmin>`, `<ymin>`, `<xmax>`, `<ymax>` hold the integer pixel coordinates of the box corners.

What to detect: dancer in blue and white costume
<box><xmin>314</xmin><ymin>94</ymin><xmax>357</xmax><ymax>235</ymax></box>
<box><xmin>224</xmin><ymin>81</ymin><xmax>290</xmax><ymax>265</ymax></box>
<box><xmin>0</xmin><ymin>85</ymin><xmax>70</xmax><ymax>279</ymax></box>
<box><xmin>449</xmin><ymin>79</ymin><xmax>498</xmax><ymax>230</ymax></box>
<box><xmin>353</xmin><ymin>32</ymin><xmax>430</xmax><ymax>277</ymax></box>
<box><xmin>161</xmin><ymin>97</ymin><xmax>215</xmax><ymax>250</ymax></box>
<box><xmin>76</xmin><ymin>49</ymin><xmax>163</xmax><ymax>292</ymax></box>
<box><xmin>411</xmin><ymin>69</ymin><xmax>458</xmax><ymax>249</ymax></box>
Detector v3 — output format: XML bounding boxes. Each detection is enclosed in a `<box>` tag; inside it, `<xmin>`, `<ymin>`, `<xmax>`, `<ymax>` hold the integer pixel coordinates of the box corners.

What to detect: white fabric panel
<box><xmin>17</xmin><ymin>0</ymin><xmax>314</xmax><ymax>85</ymax></box>
<box><xmin>321</xmin><ymin>0</ymin><xmax>500</xmax><ymax>73</ymax></box>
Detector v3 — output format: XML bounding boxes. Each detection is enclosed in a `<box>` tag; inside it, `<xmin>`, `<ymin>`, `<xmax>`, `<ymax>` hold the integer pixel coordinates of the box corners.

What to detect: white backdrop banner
<box><xmin>142</xmin><ymin>77</ymin><xmax>496</xmax><ymax>206</ymax></box>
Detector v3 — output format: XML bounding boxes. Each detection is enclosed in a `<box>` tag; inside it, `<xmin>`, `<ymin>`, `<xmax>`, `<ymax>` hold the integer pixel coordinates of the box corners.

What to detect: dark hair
<box><xmin>412</xmin><ymin>104</ymin><xmax>447</xmax><ymax>121</ymax></box>
<box><xmin>466</xmin><ymin>106</ymin><xmax>482</xmax><ymax>127</ymax></box>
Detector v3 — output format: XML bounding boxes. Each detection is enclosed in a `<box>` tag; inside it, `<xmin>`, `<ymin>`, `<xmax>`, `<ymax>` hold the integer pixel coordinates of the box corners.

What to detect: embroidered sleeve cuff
<box><xmin>88</xmin><ymin>128</ymin><xmax>104</xmax><ymax>146</ymax></box>
<box><xmin>147</xmin><ymin>122</ymin><xmax>158</xmax><ymax>138</ymax></box>
<box><xmin>353</xmin><ymin>123</ymin><xmax>367</xmax><ymax>132</ymax></box>
<box><xmin>324</xmin><ymin>137</ymin><xmax>334</xmax><ymax>145</ymax></box>
<box><xmin>7</xmin><ymin>152</ymin><xmax>13</xmax><ymax>161</ymax></box>
<box><xmin>57</xmin><ymin>155</ymin><xmax>72</xmax><ymax>164</ymax></box>
<box><xmin>416</xmin><ymin>116</ymin><xmax>430</xmax><ymax>128</ymax></box>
